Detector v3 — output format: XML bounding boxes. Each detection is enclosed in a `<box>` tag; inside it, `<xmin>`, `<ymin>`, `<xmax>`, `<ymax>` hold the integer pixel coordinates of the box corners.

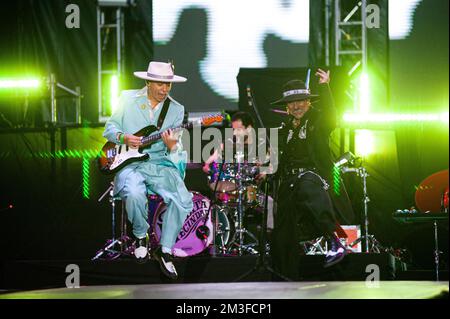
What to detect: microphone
<box><xmin>341</xmin><ymin>167</ymin><xmax>359</xmax><ymax>174</ymax></box>
<box><xmin>334</xmin><ymin>151</ymin><xmax>356</xmax><ymax>167</ymax></box>
<box><xmin>305</xmin><ymin>68</ymin><xmax>311</xmax><ymax>90</ymax></box>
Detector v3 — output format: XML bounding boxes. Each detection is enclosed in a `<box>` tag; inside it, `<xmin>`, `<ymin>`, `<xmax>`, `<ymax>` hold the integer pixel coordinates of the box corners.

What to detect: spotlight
<box><xmin>0</xmin><ymin>78</ymin><xmax>41</xmax><ymax>89</ymax></box>
<box><xmin>335</xmin><ymin>151</ymin><xmax>357</xmax><ymax>167</ymax></box>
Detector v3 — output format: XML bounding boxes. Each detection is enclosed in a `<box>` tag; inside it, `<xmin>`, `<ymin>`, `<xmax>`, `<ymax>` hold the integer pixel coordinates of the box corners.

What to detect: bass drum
<box><xmin>151</xmin><ymin>191</ymin><xmax>230</xmax><ymax>257</ymax></box>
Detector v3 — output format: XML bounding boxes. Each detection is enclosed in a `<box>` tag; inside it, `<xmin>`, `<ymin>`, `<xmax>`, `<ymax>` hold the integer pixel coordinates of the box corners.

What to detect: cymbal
<box><xmin>415</xmin><ymin>169</ymin><xmax>449</xmax><ymax>213</ymax></box>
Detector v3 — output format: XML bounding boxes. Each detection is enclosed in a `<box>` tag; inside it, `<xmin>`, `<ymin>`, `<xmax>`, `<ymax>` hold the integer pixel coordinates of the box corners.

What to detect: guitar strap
<box><xmin>157</xmin><ymin>97</ymin><xmax>171</xmax><ymax>131</ymax></box>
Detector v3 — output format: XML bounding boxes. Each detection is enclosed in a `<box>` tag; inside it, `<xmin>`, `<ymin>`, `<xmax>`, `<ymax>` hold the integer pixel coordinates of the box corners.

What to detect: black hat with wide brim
<box><xmin>271</xmin><ymin>79</ymin><xmax>319</xmax><ymax>106</ymax></box>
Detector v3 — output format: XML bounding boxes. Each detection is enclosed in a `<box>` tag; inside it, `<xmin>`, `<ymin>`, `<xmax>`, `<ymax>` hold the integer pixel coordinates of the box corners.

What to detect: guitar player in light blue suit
<box><xmin>103</xmin><ymin>61</ymin><xmax>193</xmax><ymax>279</ymax></box>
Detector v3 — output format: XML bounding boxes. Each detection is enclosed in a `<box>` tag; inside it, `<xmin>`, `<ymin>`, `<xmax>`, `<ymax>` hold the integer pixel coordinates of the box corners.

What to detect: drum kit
<box><xmin>207</xmin><ymin>160</ymin><xmax>265</xmax><ymax>256</ymax></box>
<box><xmin>92</xmin><ymin>158</ymin><xmax>267</xmax><ymax>260</ymax></box>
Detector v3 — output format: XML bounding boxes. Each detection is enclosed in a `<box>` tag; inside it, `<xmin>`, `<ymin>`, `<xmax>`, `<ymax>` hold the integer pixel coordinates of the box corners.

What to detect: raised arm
<box><xmin>315</xmin><ymin>68</ymin><xmax>337</xmax><ymax>132</ymax></box>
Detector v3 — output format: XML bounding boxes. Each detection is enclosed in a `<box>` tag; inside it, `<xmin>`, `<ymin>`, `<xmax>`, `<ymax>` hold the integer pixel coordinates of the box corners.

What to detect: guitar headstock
<box><xmin>201</xmin><ymin>113</ymin><xmax>224</xmax><ymax>127</ymax></box>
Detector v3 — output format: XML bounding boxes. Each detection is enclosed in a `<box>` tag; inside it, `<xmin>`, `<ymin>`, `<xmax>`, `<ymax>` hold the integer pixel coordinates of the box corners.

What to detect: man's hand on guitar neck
<box><xmin>162</xmin><ymin>129</ymin><xmax>178</xmax><ymax>152</ymax></box>
<box><xmin>123</xmin><ymin>134</ymin><xmax>143</xmax><ymax>148</ymax></box>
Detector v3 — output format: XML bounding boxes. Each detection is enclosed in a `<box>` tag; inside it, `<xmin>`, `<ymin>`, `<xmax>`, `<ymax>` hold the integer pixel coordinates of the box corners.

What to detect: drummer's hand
<box><xmin>124</xmin><ymin>134</ymin><xmax>142</xmax><ymax>148</ymax></box>
<box><xmin>162</xmin><ymin>129</ymin><xmax>178</xmax><ymax>151</ymax></box>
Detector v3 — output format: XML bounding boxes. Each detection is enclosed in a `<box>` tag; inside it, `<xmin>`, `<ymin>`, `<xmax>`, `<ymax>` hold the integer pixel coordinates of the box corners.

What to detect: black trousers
<box><xmin>271</xmin><ymin>171</ymin><xmax>338</xmax><ymax>280</ymax></box>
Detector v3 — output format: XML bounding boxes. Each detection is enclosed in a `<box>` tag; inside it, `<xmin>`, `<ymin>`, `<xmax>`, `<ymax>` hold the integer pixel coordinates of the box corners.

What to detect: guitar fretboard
<box><xmin>141</xmin><ymin>123</ymin><xmax>193</xmax><ymax>146</ymax></box>
<box><xmin>139</xmin><ymin>113</ymin><xmax>223</xmax><ymax>146</ymax></box>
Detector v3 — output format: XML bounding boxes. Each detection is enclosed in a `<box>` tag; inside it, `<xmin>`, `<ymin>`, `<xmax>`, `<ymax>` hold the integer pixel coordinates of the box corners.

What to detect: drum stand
<box><xmin>301</xmin><ymin>237</ymin><xmax>328</xmax><ymax>255</ymax></box>
<box><xmin>208</xmin><ymin>160</ymin><xmax>231</xmax><ymax>256</ymax></box>
<box><xmin>92</xmin><ymin>182</ymin><xmax>133</xmax><ymax>261</ymax></box>
<box><xmin>226</xmin><ymin>157</ymin><xmax>259</xmax><ymax>256</ymax></box>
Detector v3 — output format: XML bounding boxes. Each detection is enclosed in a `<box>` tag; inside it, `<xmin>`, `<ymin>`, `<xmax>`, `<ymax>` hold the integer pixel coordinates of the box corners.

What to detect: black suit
<box><xmin>271</xmin><ymin>83</ymin><xmax>354</xmax><ymax>280</ymax></box>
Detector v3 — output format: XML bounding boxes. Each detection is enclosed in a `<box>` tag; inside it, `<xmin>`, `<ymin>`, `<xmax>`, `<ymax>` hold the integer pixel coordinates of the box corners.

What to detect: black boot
<box><xmin>153</xmin><ymin>246</ymin><xmax>178</xmax><ymax>280</ymax></box>
<box><xmin>324</xmin><ymin>234</ymin><xmax>347</xmax><ymax>268</ymax></box>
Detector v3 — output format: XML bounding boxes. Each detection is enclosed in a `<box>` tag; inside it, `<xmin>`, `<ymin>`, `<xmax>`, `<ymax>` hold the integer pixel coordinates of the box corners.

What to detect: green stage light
<box><xmin>332</xmin><ymin>164</ymin><xmax>341</xmax><ymax>196</ymax></box>
<box><xmin>355</xmin><ymin>129</ymin><xmax>374</xmax><ymax>157</ymax></box>
<box><xmin>82</xmin><ymin>157</ymin><xmax>90</xmax><ymax>199</ymax></box>
<box><xmin>0</xmin><ymin>78</ymin><xmax>41</xmax><ymax>89</ymax></box>
<box><xmin>26</xmin><ymin>149</ymin><xmax>101</xmax><ymax>159</ymax></box>
<box><xmin>343</xmin><ymin>112</ymin><xmax>449</xmax><ymax>123</ymax></box>
<box><xmin>358</xmin><ymin>72</ymin><xmax>370</xmax><ymax>114</ymax></box>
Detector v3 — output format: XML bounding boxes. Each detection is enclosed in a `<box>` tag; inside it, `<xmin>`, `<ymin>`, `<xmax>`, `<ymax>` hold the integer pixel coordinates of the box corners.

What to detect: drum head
<box><xmin>152</xmin><ymin>192</ymin><xmax>212</xmax><ymax>257</ymax></box>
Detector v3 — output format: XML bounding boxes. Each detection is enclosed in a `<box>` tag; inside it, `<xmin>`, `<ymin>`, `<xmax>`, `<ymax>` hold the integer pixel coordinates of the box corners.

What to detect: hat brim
<box><xmin>270</xmin><ymin>94</ymin><xmax>319</xmax><ymax>106</ymax></box>
<box><xmin>133</xmin><ymin>72</ymin><xmax>187</xmax><ymax>83</ymax></box>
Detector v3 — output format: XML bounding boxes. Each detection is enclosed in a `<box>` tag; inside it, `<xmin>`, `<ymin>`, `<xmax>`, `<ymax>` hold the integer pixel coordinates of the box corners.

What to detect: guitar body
<box><xmin>97</xmin><ymin>125</ymin><xmax>158</xmax><ymax>175</ymax></box>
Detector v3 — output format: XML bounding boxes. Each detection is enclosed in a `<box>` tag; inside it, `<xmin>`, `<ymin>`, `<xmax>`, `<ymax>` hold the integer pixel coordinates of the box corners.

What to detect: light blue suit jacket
<box><xmin>103</xmin><ymin>87</ymin><xmax>188</xmax><ymax>194</ymax></box>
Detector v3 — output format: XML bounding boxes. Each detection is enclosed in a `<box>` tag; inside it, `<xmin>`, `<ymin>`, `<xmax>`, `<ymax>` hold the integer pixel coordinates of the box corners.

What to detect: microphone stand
<box><xmin>234</xmin><ymin>85</ymin><xmax>289</xmax><ymax>281</ymax></box>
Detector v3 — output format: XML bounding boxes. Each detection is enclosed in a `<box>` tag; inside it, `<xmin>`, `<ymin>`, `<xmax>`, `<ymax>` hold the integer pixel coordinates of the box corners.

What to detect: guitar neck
<box><xmin>138</xmin><ymin>113</ymin><xmax>223</xmax><ymax>146</ymax></box>
<box><xmin>140</xmin><ymin>123</ymin><xmax>192</xmax><ymax>146</ymax></box>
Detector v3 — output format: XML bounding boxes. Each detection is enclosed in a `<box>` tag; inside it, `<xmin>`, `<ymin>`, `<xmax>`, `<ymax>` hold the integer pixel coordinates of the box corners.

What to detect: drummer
<box><xmin>202</xmin><ymin>111</ymin><xmax>275</xmax><ymax>230</ymax></box>
<box><xmin>202</xmin><ymin>111</ymin><xmax>255</xmax><ymax>168</ymax></box>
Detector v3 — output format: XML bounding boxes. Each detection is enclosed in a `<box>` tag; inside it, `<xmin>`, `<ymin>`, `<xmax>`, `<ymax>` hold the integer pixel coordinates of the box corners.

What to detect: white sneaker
<box><xmin>134</xmin><ymin>236</ymin><xmax>148</xmax><ymax>263</ymax></box>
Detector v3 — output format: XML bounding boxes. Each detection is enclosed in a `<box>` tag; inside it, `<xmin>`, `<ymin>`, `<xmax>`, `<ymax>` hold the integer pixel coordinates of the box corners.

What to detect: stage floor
<box><xmin>0</xmin><ymin>281</ymin><xmax>448</xmax><ymax>299</ymax></box>
<box><xmin>1</xmin><ymin>253</ymin><xmax>404</xmax><ymax>290</ymax></box>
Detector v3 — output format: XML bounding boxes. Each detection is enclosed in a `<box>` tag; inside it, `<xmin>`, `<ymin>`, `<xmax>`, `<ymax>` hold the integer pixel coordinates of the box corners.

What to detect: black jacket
<box><xmin>277</xmin><ymin>83</ymin><xmax>354</xmax><ymax>224</ymax></box>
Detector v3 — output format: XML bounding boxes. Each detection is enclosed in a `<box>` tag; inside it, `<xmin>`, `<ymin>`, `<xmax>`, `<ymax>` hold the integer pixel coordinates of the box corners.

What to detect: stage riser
<box><xmin>1</xmin><ymin>253</ymin><xmax>400</xmax><ymax>290</ymax></box>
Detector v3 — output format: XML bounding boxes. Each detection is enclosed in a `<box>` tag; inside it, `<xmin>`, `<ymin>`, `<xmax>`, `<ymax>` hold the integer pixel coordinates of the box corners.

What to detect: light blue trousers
<box><xmin>119</xmin><ymin>162</ymin><xmax>193</xmax><ymax>250</ymax></box>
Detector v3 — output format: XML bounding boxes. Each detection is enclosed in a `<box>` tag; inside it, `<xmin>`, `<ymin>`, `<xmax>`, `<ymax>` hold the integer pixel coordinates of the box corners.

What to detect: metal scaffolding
<box><xmin>97</xmin><ymin>4</ymin><xmax>125</xmax><ymax>122</ymax></box>
<box><xmin>333</xmin><ymin>0</ymin><xmax>367</xmax><ymax>72</ymax></box>
<box><xmin>327</xmin><ymin>0</ymin><xmax>368</xmax><ymax>110</ymax></box>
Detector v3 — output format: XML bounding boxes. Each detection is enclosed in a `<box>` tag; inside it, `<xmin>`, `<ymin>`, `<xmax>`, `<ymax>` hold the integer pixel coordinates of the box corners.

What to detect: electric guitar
<box><xmin>97</xmin><ymin>113</ymin><xmax>223</xmax><ymax>175</ymax></box>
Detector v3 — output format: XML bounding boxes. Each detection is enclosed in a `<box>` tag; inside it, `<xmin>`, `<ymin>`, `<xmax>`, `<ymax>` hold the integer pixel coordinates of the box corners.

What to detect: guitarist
<box><xmin>103</xmin><ymin>61</ymin><xmax>193</xmax><ymax>279</ymax></box>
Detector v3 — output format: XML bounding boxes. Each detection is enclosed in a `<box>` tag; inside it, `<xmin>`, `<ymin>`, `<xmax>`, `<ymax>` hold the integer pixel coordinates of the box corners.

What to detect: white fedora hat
<box><xmin>133</xmin><ymin>61</ymin><xmax>187</xmax><ymax>82</ymax></box>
